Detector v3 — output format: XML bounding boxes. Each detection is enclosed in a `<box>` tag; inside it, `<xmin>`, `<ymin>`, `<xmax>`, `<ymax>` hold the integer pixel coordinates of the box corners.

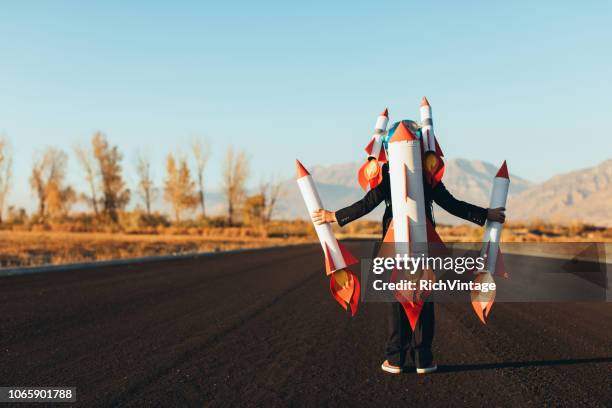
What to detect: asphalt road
<box><xmin>1</xmin><ymin>242</ymin><xmax>611</xmax><ymax>407</ymax></box>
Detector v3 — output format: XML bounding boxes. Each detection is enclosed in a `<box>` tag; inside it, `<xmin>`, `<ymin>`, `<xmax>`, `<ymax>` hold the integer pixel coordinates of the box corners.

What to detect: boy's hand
<box><xmin>487</xmin><ymin>207</ymin><xmax>506</xmax><ymax>223</ymax></box>
<box><xmin>312</xmin><ymin>209</ymin><xmax>337</xmax><ymax>225</ymax></box>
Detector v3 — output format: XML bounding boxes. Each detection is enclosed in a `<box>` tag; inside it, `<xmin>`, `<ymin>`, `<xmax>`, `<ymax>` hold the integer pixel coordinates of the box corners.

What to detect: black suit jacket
<box><xmin>335</xmin><ymin>163</ymin><xmax>487</xmax><ymax>238</ymax></box>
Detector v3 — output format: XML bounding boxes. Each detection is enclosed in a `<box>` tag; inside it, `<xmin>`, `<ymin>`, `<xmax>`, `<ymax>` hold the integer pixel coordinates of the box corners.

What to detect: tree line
<box><xmin>0</xmin><ymin>133</ymin><xmax>282</xmax><ymax>228</ymax></box>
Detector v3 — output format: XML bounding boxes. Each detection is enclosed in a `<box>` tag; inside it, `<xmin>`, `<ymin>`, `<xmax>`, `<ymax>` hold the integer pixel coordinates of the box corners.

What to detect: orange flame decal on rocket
<box><xmin>471</xmin><ymin>272</ymin><xmax>496</xmax><ymax>324</ymax></box>
<box><xmin>323</xmin><ymin>242</ymin><xmax>360</xmax><ymax>315</ymax></box>
<box><xmin>358</xmin><ymin>159</ymin><xmax>383</xmax><ymax>191</ymax></box>
<box><xmin>422</xmin><ymin>136</ymin><xmax>445</xmax><ymax>188</ymax></box>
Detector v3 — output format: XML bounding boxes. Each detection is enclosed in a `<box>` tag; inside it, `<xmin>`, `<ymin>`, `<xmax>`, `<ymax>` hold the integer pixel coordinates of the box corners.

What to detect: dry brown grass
<box><xmin>1</xmin><ymin>220</ymin><xmax>609</xmax><ymax>269</ymax></box>
<box><xmin>0</xmin><ymin>230</ymin><xmax>311</xmax><ymax>268</ymax></box>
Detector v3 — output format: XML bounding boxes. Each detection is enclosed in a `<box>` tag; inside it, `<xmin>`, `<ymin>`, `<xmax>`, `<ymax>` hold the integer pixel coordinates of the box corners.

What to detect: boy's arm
<box><xmin>334</xmin><ymin>180</ymin><xmax>387</xmax><ymax>227</ymax></box>
<box><xmin>432</xmin><ymin>181</ymin><xmax>488</xmax><ymax>226</ymax></box>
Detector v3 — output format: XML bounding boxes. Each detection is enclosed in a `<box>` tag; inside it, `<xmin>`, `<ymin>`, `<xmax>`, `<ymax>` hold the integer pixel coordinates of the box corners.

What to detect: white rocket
<box><xmin>419</xmin><ymin>97</ymin><xmax>436</xmax><ymax>153</ymax></box>
<box><xmin>365</xmin><ymin>108</ymin><xmax>389</xmax><ymax>162</ymax></box>
<box><xmin>472</xmin><ymin>160</ymin><xmax>510</xmax><ymax>323</ymax></box>
<box><xmin>419</xmin><ymin>97</ymin><xmax>445</xmax><ymax>187</ymax></box>
<box><xmin>358</xmin><ymin>109</ymin><xmax>389</xmax><ymax>191</ymax></box>
<box><xmin>296</xmin><ymin>159</ymin><xmax>360</xmax><ymax>315</ymax></box>
<box><xmin>383</xmin><ymin>121</ymin><xmax>443</xmax><ymax>329</ymax></box>
<box><xmin>387</xmin><ymin>121</ymin><xmax>428</xmax><ymax>252</ymax></box>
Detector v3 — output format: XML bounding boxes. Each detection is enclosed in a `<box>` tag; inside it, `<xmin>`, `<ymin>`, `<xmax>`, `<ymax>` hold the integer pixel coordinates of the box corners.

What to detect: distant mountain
<box><xmin>508</xmin><ymin>159</ymin><xmax>612</xmax><ymax>226</ymax></box>
<box><xmin>274</xmin><ymin>158</ymin><xmax>533</xmax><ymax>225</ymax></box>
<box><xmin>162</xmin><ymin>158</ymin><xmax>612</xmax><ymax>227</ymax></box>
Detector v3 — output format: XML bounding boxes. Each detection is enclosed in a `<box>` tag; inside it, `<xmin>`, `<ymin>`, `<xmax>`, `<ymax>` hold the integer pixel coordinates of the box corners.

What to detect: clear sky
<box><xmin>1</xmin><ymin>1</ymin><xmax>611</xmax><ymax>211</ymax></box>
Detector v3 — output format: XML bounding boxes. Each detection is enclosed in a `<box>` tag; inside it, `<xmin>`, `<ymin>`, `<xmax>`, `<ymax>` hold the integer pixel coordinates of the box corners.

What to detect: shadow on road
<box><xmin>437</xmin><ymin>356</ymin><xmax>612</xmax><ymax>373</ymax></box>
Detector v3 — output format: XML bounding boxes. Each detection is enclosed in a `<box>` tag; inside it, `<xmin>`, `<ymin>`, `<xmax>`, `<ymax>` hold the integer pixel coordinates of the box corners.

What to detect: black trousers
<box><xmin>385</xmin><ymin>301</ymin><xmax>435</xmax><ymax>368</ymax></box>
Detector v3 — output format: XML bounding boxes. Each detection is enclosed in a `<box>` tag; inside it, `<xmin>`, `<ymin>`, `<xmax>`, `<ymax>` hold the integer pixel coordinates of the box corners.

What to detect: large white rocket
<box><xmin>296</xmin><ymin>160</ymin><xmax>360</xmax><ymax>315</ymax></box>
<box><xmin>472</xmin><ymin>161</ymin><xmax>510</xmax><ymax>323</ymax></box>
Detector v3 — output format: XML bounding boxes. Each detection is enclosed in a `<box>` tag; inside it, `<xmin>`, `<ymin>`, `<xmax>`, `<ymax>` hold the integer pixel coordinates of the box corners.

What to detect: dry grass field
<box><xmin>0</xmin><ymin>230</ymin><xmax>310</xmax><ymax>268</ymax></box>
<box><xmin>0</xmin><ymin>220</ymin><xmax>609</xmax><ymax>269</ymax></box>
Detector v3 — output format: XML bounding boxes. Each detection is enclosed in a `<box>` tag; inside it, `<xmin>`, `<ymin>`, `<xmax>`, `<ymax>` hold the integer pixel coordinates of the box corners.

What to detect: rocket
<box><xmin>471</xmin><ymin>160</ymin><xmax>510</xmax><ymax>324</ymax></box>
<box><xmin>419</xmin><ymin>97</ymin><xmax>445</xmax><ymax>187</ymax></box>
<box><xmin>357</xmin><ymin>109</ymin><xmax>389</xmax><ymax>191</ymax></box>
<box><xmin>296</xmin><ymin>160</ymin><xmax>360</xmax><ymax>315</ymax></box>
<box><xmin>383</xmin><ymin>121</ymin><xmax>443</xmax><ymax>329</ymax></box>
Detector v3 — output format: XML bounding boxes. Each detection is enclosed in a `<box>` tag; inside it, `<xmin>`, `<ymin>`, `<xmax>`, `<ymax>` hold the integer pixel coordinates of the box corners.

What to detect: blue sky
<box><xmin>1</xmin><ymin>1</ymin><xmax>611</xmax><ymax>212</ymax></box>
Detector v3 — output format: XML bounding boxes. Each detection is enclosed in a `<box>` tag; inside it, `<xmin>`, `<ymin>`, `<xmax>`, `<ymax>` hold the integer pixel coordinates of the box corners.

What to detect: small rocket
<box><xmin>471</xmin><ymin>161</ymin><xmax>510</xmax><ymax>324</ymax></box>
<box><xmin>419</xmin><ymin>97</ymin><xmax>445</xmax><ymax>187</ymax></box>
<box><xmin>357</xmin><ymin>109</ymin><xmax>389</xmax><ymax>191</ymax></box>
<box><xmin>296</xmin><ymin>160</ymin><xmax>360</xmax><ymax>315</ymax></box>
<box><xmin>384</xmin><ymin>121</ymin><xmax>443</xmax><ymax>329</ymax></box>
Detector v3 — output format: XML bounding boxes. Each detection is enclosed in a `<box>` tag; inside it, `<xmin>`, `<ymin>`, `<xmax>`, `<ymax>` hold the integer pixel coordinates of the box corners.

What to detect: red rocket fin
<box><xmin>364</xmin><ymin>138</ymin><xmax>375</xmax><ymax>156</ymax></box>
<box><xmin>350</xmin><ymin>272</ymin><xmax>360</xmax><ymax>315</ymax></box>
<box><xmin>495</xmin><ymin>247</ymin><xmax>508</xmax><ymax>278</ymax></box>
<box><xmin>337</xmin><ymin>240</ymin><xmax>358</xmax><ymax>267</ymax></box>
<box><xmin>400</xmin><ymin>301</ymin><xmax>424</xmax><ymax>330</ymax></box>
<box><xmin>434</xmin><ymin>137</ymin><xmax>444</xmax><ymax>157</ymax></box>
<box><xmin>426</xmin><ymin>220</ymin><xmax>444</xmax><ymax>244</ymax></box>
<box><xmin>383</xmin><ymin>220</ymin><xmax>395</xmax><ymax>243</ymax></box>
<box><xmin>323</xmin><ymin>242</ymin><xmax>336</xmax><ymax>275</ymax></box>
<box><xmin>378</xmin><ymin>146</ymin><xmax>387</xmax><ymax>163</ymax></box>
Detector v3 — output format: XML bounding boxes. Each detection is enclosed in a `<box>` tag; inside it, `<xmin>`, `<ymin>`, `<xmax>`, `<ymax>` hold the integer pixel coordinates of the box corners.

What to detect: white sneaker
<box><xmin>416</xmin><ymin>364</ymin><xmax>437</xmax><ymax>374</ymax></box>
<box><xmin>381</xmin><ymin>360</ymin><xmax>402</xmax><ymax>374</ymax></box>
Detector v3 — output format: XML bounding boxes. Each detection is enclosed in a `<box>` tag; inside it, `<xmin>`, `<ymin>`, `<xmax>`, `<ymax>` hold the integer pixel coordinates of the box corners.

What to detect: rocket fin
<box><xmin>383</xmin><ymin>220</ymin><xmax>395</xmax><ymax>243</ymax></box>
<box><xmin>495</xmin><ymin>248</ymin><xmax>508</xmax><ymax>278</ymax></box>
<box><xmin>378</xmin><ymin>146</ymin><xmax>387</xmax><ymax>163</ymax></box>
<box><xmin>364</xmin><ymin>138</ymin><xmax>375</xmax><ymax>156</ymax></box>
<box><xmin>400</xmin><ymin>301</ymin><xmax>424</xmax><ymax>330</ymax></box>
<box><xmin>434</xmin><ymin>137</ymin><xmax>444</xmax><ymax>157</ymax></box>
<box><xmin>349</xmin><ymin>270</ymin><xmax>360</xmax><ymax>316</ymax></box>
<box><xmin>337</xmin><ymin>240</ymin><xmax>358</xmax><ymax>267</ymax></box>
<box><xmin>426</xmin><ymin>220</ymin><xmax>444</xmax><ymax>244</ymax></box>
<box><xmin>323</xmin><ymin>242</ymin><xmax>336</xmax><ymax>275</ymax></box>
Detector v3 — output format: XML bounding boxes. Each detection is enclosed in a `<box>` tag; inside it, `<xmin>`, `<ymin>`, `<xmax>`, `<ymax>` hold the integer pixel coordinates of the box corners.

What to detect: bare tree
<box><xmin>164</xmin><ymin>153</ymin><xmax>198</xmax><ymax>223</ymax></box>
<box><xmin>92</xmin><ymin>132</ymin><xmax>130</xmax><ymax>223</ymax></box>
<box><xmin>0</xmin><ymin>138</ymin><xmax>12</xmax><ymax>223</ymax></box>
<box><xmin>191</xmin><ymin>138</ymin><xmax>210</xmax><ymax>217</ymax></box>
<box><xmin>30</xmin><ymin>148</ymin><xmax>70</xmax><ymax>220</ymax></box>
<box><xmin>222</xmin><ymin>146</ymin><xmax>249</xmax><ymax>226</ymax></box>
<box><xmin>74</xmin><ymin>144</ymin><xmax>100</xmax><ymax>216</ymax></box>
<box><xmin>136</xmin><ymin>154</ymin><xmax>156</xmax><ymax>216</ymax></box>
<box><xmin>259</xmin><ymin>176</ymin><xmax>283</xmax><ymax>223</ymax></box>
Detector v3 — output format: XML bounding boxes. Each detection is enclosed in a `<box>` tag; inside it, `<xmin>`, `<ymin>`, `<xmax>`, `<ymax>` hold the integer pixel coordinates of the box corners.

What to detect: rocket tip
<box><xmin>295</xmin><ymin>159</ymin><xmax>310</xmax><ymax>178</ymax></box>
<box><xmin>381</xmin><ymin>108</ymin><xmax>388</xmax><ymax>117</ymax></box>
<box><xmin>389</xmin><ymin>121</ymin><xmax>417</xmax><ymax>143</ymax></box>
<box><xmin>495</xmin><ymin>160</ymin><xmax>509</xmax><ymax>179</ymax></box>
<box><xmin>420</xmin><ymin>96</ymin><xmax>430</xmax><ymax>107</ymax></box>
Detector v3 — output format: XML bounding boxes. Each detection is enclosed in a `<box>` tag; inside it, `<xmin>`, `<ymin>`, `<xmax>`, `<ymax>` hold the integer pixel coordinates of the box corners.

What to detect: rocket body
<box><xmin>296</xmin><ymin>161</ymin><xmax>355</xmax><ymax>274</ymax></box>
<box><xmin>472</xmin><ymin>161</ymin><xmax>509</xmax><ymax>324</ymax></box>
<box><xmin>387</xmin><ymin>121</ymin><xmax>428</xmax><ymax>255</ymax></box>
<box><xmin>365</xmin><ymin>109</ymin><xmax>389</xmax><ymax>162</ymax></box>
<box><xmin>358</xmin><ymin>109</ymin><xmax>389</xmax><ymax>191</ymax></box>
<box><xmin>419</xmin><ymin>97</ymin><xmax>435</xmax><ymax>153</ymax></box>
<box><xmin>480</xmin><ymin>161</ymin><xmax>510</xmax><ymax>275</ymax></box>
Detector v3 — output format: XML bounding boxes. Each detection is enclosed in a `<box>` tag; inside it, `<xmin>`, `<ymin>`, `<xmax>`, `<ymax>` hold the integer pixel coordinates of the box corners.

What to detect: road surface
<box><xmin>1</xmin><ymin>242</ymin><xmax>610</xmax><ymax>406</ymax></box>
